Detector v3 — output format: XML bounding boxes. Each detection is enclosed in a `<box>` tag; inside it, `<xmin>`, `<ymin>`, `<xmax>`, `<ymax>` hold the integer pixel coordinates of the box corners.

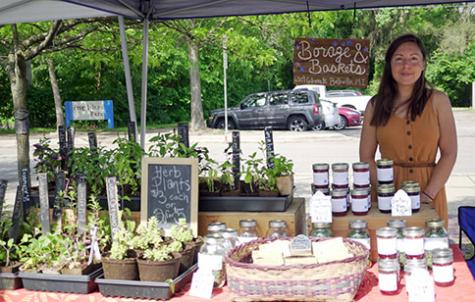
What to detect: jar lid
<box><xmin>404</xmin><ymin>258</ymin><xmax>427</xmax><ymax>272</ymax></box>
<box><xmin>377</xmin><ymin>184</ymin><xmax>395</xmax><ymax>193</ymax></box>
<box><xmin>221</xmin><ymin>228</ymin><xmax>238</xmax><ymax>237</ymax></box>
<box><xmin>387</xmin><ymin>219</ymin><xmax>406</xmax><ymax>229</ymax></box>
<box><xmin>378</xmin><ymin>258</ymin><xmax>399</xmax><ymax>272</ymax></box>
<box><xmin>208</xmin><ymin>222</ymin><xmax>226</xmax><ymax>232</ymax></box>
<box><xmin>401</xmin><ymin>180</ymin><xmax>418</xmax><ymax>187</ymax></box>
<box><xmin>331</xmin><ymin>163</ymin><xmax>349</xmax><ymax>171</ymax></box>
<box><xmin>313</xmin><ymin>163</ymin><xmax>329</xmax><ymax>171</ymax></box>
<box><xmin>432</xmin><ymin>248</ymin><xmax>453</xmax><ymax>264</ymax></box>
<box><xmin>351</xmin><ymin>188</ymin><xmax>369</xmax><ymax>196</ymax></box>
<box><xmin>352</xmin><ymin>162</ymin><xmax>369</xmax><ymax>170</ymax></box>
<box><xmin>205</xmin><ymin>233</ymin><xmax>224</xmax><ymax>244</ymax></box>
<box><xmin>403</xmin><ymin>226</ymin><xmax>425</xmax><ymax>237</ymax></box>
<box><xmin>404</xmin><ymin>184</ymin><xmax>420</xmax><ymax>193</ymax></box>
<box><xmin>426</xmin><ymin>218</ymin><xmax>444</xmax><ymax>229</ymax></box>
<box><xmin>331</xmin><ymin>189</ymin><xmax>348</xmax><ymax>198</ymax></box>
<box><xmin>269</xmin><ymin>220</ymin><xmax>287</xmax><ymax>228</ymax></box>
<box><xmin>349</xmin><ymin>219</ymin><xmax>368</xmax><ymax>229</ymax></box>
<box><xmin>376</xmin><ymin>158</ymin><xmax>393</xmax><ymax>166</ymax></box>
<box><xmin>240</xmin><ymin>219</ymin><xmax>257</xmax><ymax>227</ymax></box>
<box><xmin>312</xmin><ymin>222</ymin><xmax>332</xmax><ymax>228</ymax></box>
<box><xmin>376</xmin><ymin>227</ymin><xmax>397</xmax><ymax>237</ymax></box>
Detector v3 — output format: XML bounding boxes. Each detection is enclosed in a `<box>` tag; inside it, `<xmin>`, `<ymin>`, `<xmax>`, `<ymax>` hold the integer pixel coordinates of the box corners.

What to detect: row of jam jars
<box><xmin>377</xmin><ymin>183</ymin><xmax>395</xmax><ymax>213</ymax></box>
<box><xmin>310</xmin><ymin>222</ymin><xmax>333</xmax><ymax>238</ymax></box>
<box><xmin>347</xmin><ymin>220</ymin><xmax>371</xmax><ymax>250</ymax></box>
<box><xmin>376</xmin><ymin>158</ymin><xmax>394</xmax><ymax>184</ymax></box>
<box><xmin>402</xmin><ymin>181</ymin><xmax>421</xmax><ymax>213</ymax></box>
<box><xmin>378</xmin><ymin>258</ymin><xmax>401</xmax><ymax>295</ymax></box>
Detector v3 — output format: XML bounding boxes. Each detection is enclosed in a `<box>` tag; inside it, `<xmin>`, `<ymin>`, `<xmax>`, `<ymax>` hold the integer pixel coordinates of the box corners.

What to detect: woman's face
<box><xmin>390</xmin><ymin>42</ymin><xmax>425</xmax><ymax>88</ymax></box>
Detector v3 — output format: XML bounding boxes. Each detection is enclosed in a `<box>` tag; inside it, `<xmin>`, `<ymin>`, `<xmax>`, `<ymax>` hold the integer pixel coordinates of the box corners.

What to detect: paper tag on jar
<box><xmin>189</xmin><ymin>269</ymin><xmax>215</xmax><ymax>299</ymax></box>
<box><xmin>406</xmin><ymin>268</ymin><xmax>435</xmax><ymax>302</ymax></box>
<box><xmin>391</xmin><ymin>189</ymin><xmax>412</xmax><ymax>216</ymax></box>
<box><xmin>309</xmin><ymin>191</ymin><xmax>332</xmax><ymax>223</ymax></box>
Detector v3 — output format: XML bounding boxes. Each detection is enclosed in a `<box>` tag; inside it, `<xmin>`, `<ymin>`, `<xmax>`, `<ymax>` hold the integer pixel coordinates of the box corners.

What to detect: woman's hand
<box><xmin>421</xmin><ymin>191</ymin><xmax>434</xmax><ymax>208</ymax></box>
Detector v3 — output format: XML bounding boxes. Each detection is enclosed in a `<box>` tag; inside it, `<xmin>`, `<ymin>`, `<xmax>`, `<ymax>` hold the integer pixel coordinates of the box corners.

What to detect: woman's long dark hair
<box><xmin>370</xmin><ymin>34</ymin><xmax>432</xmax><ymax>126</ymax></box>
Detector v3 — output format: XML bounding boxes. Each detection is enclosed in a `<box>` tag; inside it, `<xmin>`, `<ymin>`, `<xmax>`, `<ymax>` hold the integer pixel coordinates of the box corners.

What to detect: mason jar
<box><xmin>424</xmin><ymin>218</ymin><xmax>449</xmax><ymax>252</ymax></box>
<box><xmin>377</xmin><ymin>183</ymin><xmax>395</xmax><ymax>213</ymax></box>
<box><xmin>238</xmin><ymin>219</ymin><xmax>258</xmax><ymax>244</ymax></box>
<box><xmin>311</xmin><ymin>184</ymin><xmax>330</xmax><ymax>195</ymax></box>
<box><xmin>207</xmin><ymin>222</ymin><xmax>226</xmax><ymax>235</ymax></box>
<box><xmin>378</xmin><ymin>258</ymin><xmax>401</xmax><ymax>295</ymax></box>
<box><xmin>352</xmin><ymin>162</ymin><xmax>370</xmax><ymax>188</ymax></box>
<box><xmin>403</xmin><ymin>227</ymin><xmax>425</xmax><ymax>259</ymax></box>
<box><xmin>387</xmin><ymin>219</ymin><xmax>406</xmax><ymax>254</ymax></box>
<box><xmin>313</xmin><ymin>163</ymin><xmax>329</xmax><ymax>186</ymax></box>
<box><xmin>404</xmin><ymin>257</ymin><xmax>428</xmax><ymax>277</ymax></box>
<box><xmin>403</xmin><ymin>183</ymin><xmax>421</xmax><ymax>213</ymax></box>
<box><xmin>310</xmin><ymin>222</ymin><xmax>333</xmax><ymax>239</ymax></box>
<box><xmin>377</xmin><ymin>227</ymin><xmax>398</xmax><ymax>259</ymax></box>
<box><xmin>348</xmin><ymin>220</ymin><xmax>370</xmax><ymax>250</ymax></box>
<box><xmin>351</xmin><ymin>188</ymin><xmax>369</xmax><ymax>215</ymax></box>
<box><xmin>376</xmin><ymin>158</ymin><xmax>394</xmax><ymax>184</ymax></box>
<box><xmin>221</xmin><ymin>228</ymin><xmax>239</xmax><ymax>252</ymax></box>
<box><xmin>198</xmin><ymin>233</ymin><xmax>226</xmax><ymax>288</ymax></box>
<box><xmin>266</xmin><ymin>220</ymin><xmax>288</xmax><ymax>239</ymax></box>
<box><xmin>331</xmin><ymin>163</ymin><xmax>349</xmax><ymax>189</ymax></box>
<box><xmin>331</xmin><ymin>189</ymin><xmax>348</xmax><ymax>216</ymax></box>
<box><xmin>432</xmin><ymin>248</ymin><xmax>454</xmax><ymax>287</ymax></box>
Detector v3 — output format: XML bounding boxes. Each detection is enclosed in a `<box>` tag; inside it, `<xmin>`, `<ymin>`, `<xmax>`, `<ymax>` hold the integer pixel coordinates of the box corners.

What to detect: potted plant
<box><xmin>170</xmin><ymin>218</ymin><xmax>196</xmax><ymax>272</ymax></box>
<box><xmin>0</xmin><ymin>220</ymin><xmax>21</xmax><ymax>273</ymax></box>
<box><xmin>219</xmin><ymin>160</ymin><xmax>239</xmax><ymax>196</ymax></box>
<box><xmin>199</xmin><ymin>158</ymin><xmax>221</xmax><ymax>196</ymax></box>
<box><xmin>257</xmin><ymin>168</ymin><xmax>279</xmax><ymax>197</ymax></box>
<box><xmin>271</xmin><ymin>154</ymin><xmax>294</xmax><ymax>196</ymax></box>
<box><xmin>241</xmin><ymin>152</ymin><xmax>262</xmax><ymax>195</ymax></box>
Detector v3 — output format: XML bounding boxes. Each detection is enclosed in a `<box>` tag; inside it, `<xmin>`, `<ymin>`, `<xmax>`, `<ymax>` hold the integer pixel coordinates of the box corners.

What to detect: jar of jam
<box><xmin>403</xmin><ymin>227</ymin><xmax>425</xmax><ymax>259</ymax></box>
<box><xmin>377</xmin><ymin>183</ymin><xmax>395</xmax><ymax>213</ymax></box>
<box><xmin>404</xmin><ymin>257</ymin><xmax>427</xmax><ymax>277</ymax></box>
<box><xmin>207</xmin><ymin>221</ymin><xmax>227</xmax><ymax>235</ymax></box>
<box><xmin>352</xmin><ymin>162</ymin><xmax>370</xmax><ymax>188</ymax></box>
<box><xmin>403</xmin><ymin>183</ymin><xmax>421</xmax><ymax>213</ymax></box>
<box><xmin>331</xmin><ymin>189</ymin><xmax>348</xmax><ymax>216</ymax></box>
<box><xmin>424</xmin><ymin>218</ymin><xmax>449</xmax><ymax>252</ymax></box>
<box><xmin>348</xmin><ymin>220</ymin><xmax>370</xmax><ymax>250</ymax></box>
<box><xmin>378</xmin><ymin>258</ymin><xmax>401</xmax><ymax>295</ymax></box>
<box><xmin>432</xmin><ymin>248</ymin><xmax>454</xmax><ymax>286</ymax></box>
<box><xmin>331</xmin><ymin>163</ymin><xmax>349</xmax><ymax>189</ymax></box>
<box><xmin>387</xmin><ymin>219</ymin><xmax>406</xmax><ymax>254</ymax></box>
<box><xmin>377</xmin><ymin>227</ymin><xmax>398</xmax><ymax>259</ymax></box>
<box><xmin>376</xmin><ymin>159</ymin><xmax>394</xmax><ymax>184</ymax></box>
<box><xmin>351</xmin><ymin>188</ymin><xmax>369</xmax><ymax>215</ymax></box>
<box><xmin>310</xmin><ymin>222</ymin><xmax>333</xmax><ymax>238</ymax></box>
<box><xmin>266</xmin><ymin>220</ymin><xmax>288</xmax><ymax>239</ymax></box>
<box><xmin>238</xmin><ymin>219</ymin><xmax>258</xmax><ymax>244</ymax></box>
<box><xmin>313</xmin><ymin>163</ymin><xmax>329</xmax><ymax>186</ymax></box>
<box><xmin>311</xmin><ymin>184</ymin><xmax>330</xmax><ymax>195</ymax></box>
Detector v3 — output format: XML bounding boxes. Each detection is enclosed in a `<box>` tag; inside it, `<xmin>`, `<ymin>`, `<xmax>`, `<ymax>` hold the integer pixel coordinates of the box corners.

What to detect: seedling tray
<box><xmin>19</xmin><ymin>267</ymin><xmax>103</xmax><ymax>294</ymax></box>
<box><xmin>0</xmin><ymin>272</ymin><xmax>22</xmax><ymax>290</ymax></box>
<box><xmin>199</xmin><ymin>195</ymin><xmax>293</xmax><ymax>212</ymax></box>
<box><xmin>96</xmin><ymin>264</ymin><xmax>197</xmax><ymax>300</ymax></box>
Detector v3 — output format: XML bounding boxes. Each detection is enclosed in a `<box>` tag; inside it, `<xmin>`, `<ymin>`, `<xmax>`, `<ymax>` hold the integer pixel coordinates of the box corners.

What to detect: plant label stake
<box><xmin>20</xmin><ymin>168</ymin><xmax>31</xmax><ymax>212</ymax></box>
<box><xmin>177</xmin><ymin>123</ymin><xmax>190</xmax><ymax>148</ymax></box>
<box><xmin>88</xmin><ymin>132</ymin><xmax>98</xmax><ymax>151</ymax></box>
<box><xmin>67</xmin><ymin>126</ymin><xmax>75</xmax><ymax>152</ymax></box>
<box><xmin>232</xmin><ymin>131</ymin><xmax>240</xmax><ymax>190</ymax></box>
<box><xmin>9</xmin><ymin>186</ymin><xmax>23</xmax><ymax>242</ymax></box>
<box><xmin>127</xmin><ymin>121</ymin><xmax>137</xmax><ymax>142</ymax></box>
<box><xmin>264</xmin><ymin>127</ymin><xmax>275</xmax><ymax>168</ymax></box>
<box><xmin>87</xmin><ymin>225</ymin><xmax>102</xmax><ymax>265</ymax></box>
<box><xmin>58</xmin><ymin>125</ymin><xmax>67</xmax><ymax>170</ymax></box>
<box><xmin>0</xmin><ymin>179</ymin><xmax>7</xmax><ymax>218</ymax></box>
<box><xmin>38</xmin><ymin>173</ymin><xmax>50</xmax><ymax>234</ymax></box>
<box><xmin>77</xmin><ymin>175</ymin><xmax>87</xmax><ymax>235</ymax></box>
<box><xmin>53</xmin><ymin>171</ymin><xmax>65</xmax><ymax>226</ymax></box>
<box><xmin>106</xmin><ymin>176</ymin><xmax>120</xmax><ymax>237</ymax></box>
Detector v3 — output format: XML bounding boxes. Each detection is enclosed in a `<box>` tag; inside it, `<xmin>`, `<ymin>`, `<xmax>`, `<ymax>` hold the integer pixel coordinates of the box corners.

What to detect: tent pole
<box><xmin>118</xmin><ymin>16</ymin><xmax>137</xmax><ymax>140</ymax></box>
<box><xmin>140</xmin><ymin>17</ymin><xmax>150</xmax><ymax>149</ymax></box>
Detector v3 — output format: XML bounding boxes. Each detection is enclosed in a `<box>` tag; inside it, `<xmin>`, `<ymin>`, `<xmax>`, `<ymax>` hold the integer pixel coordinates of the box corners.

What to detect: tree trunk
<box><xmin>47</xmin><ymin>59</ymin><xmax>64</xmax><ymax>128</ymax></box>
<box><xmin>186</xmin><ymin>38</ymin><xmax>206</xmax><ymax>131</ymax></box>
<box><xmin>7</xmin><ymin>53</ymin><xmax>30</xmax><ymax>180</ymax></box>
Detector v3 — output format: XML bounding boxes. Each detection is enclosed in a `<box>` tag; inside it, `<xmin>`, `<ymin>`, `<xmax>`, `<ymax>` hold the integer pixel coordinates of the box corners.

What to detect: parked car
<box><xmin>334</xmin><ymin>106</ymin><xmax>362</xmax><ymax>130</ymax></box>
<box><xmin>208</xmin><ymin>90</ymin><xmax>323</xmax><ymax>131</ymax></box>
<box><xmin>326</xmin><ymin>90</ymin><xmax>363</xmax><ymax>97</ymax></box>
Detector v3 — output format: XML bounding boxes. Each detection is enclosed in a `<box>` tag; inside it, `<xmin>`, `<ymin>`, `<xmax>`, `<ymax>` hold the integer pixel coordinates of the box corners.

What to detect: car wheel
<box><xmin>288</xmin><ymin>116</ymin><xmax>308</xmax><ymax>131</ymax></box>
<box><xmin>312</xmin><ymin>121</ymin><xmax>325</xmax><ymax>131</ymax></box>
<box><xmin>215</xmin><ymin>118</ymin><xmax>236</xmax><ymax>129</ymax></box>
<box><xmin>334</xmin><ymin>115</ymin><xmax>347</xmax><ymax>130</ymax></box>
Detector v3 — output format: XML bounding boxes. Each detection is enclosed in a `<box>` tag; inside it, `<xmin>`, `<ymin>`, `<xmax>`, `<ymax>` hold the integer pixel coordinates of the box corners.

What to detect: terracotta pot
<box><xmin>137</xmin><ymin>254</ymin><xmax>181</xmax><ymax>282</ymax></box>
<box><xmin>102</xmin><ymin>257</ymin><xmax>138</xmax><ymax>280</ymax></box>
<box><xmin>276</xmin><ymin>175</ymin><xmax>294</xmax><ymax>196</ymax></box>
<box><xmin>179</xmin><ymin>245</ymin><xmax>195</xmax><ymax>273</ymax></box>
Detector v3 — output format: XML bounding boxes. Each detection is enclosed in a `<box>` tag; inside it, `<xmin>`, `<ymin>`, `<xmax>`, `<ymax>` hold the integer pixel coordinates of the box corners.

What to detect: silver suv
<box><xmin>208</xmin><ymin>90</ymin><xmax>323</xmax><ymax>131</ymax></box>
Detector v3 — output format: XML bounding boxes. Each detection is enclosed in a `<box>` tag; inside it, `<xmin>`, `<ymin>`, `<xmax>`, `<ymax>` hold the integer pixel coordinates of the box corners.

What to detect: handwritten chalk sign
<box><xmin>264</xmin><ymin>127</ymin><xmax>275</xmax><ymax>168</ymax></box>
<box><xmin>141</xmin><ymin>157</ymin><xmax>198</xmax><ymax>236</ymax></box>
<box><xmin>38</xmin><ymin>173</ymin><xmax>50</xmax><ymax>234</ymax></box>
<box><xmin>232</xmin><ymin>131</ymin><xmax>240</xmax><ymax>189</ymax></box>
<box><xmin>20</xmin><ymin>168</ymin><xmax>31</xmax><ymax>211</ymax></box>
<box><xmin>177</xmin><ymin>123</ymin><xmax>190</xmax><ymax>148</ymax></box>
<box><xmin>0</xmin><ymin>180</ymin><xmax>7</xmax><ymax>218</ymax></box>
<box><xmin>293</xmin><ymin>38</ymin><xmax>370</xmax><ymax>88</ymax></box>
<box><xmin>77</xmin><ymin>175</ymin><xmax>87</xmax><ymax>235</ymax></box>
<box><xmin>88</xmin><ymin>132</ymin><xmax>97</xmax><ymax>151</ymax></box>
<box><xmin>106</xmin><ymin>177</ymin><xmax>120</xmax><ymax>237</ymax></box>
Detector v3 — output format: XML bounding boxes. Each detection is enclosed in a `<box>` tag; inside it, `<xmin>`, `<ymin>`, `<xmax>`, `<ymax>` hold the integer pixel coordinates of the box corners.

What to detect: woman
<box><xmin>359</xmin><ymin>34</ymin><xmax>457</xmax><ymax>226</ymax></box>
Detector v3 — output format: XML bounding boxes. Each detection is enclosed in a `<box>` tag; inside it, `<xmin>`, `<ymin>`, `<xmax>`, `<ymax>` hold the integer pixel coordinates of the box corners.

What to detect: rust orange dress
<box><xmin>375</xmin><ymin>95</ymin><xmax>448</xmax><ymax>225</ymax></box>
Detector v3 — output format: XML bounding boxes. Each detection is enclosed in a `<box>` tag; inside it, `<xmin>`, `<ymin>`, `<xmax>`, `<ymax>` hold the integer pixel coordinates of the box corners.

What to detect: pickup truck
<box><xmin>293</xmin><ymin>84</ymin><xmax>372</xmax><ymax>113</ymax></box>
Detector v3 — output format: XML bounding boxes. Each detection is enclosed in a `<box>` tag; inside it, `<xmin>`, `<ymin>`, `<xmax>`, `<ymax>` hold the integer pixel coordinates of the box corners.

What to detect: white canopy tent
<box><xmin>1</xmin><ymin>0</ymin><xmax>474</xmax><ymax>148</ymax></box>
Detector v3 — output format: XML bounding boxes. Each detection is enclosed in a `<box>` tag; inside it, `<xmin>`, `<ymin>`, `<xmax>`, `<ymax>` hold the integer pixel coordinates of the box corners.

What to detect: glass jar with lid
<box><xmin>377</xmin><ymin>227</ymin><xmax>398</xmax><ymax>259</ymax></box>
<box><xmin>221</xmin><ymin>228</ymin><xmax>239</xmax><ymax>252</ymax></box>
<box><xmin>310</xmin><ymin>222</ymin><xmax>333</xmax><ymax>239</ymax></box>
<box><xmin>311</xmin><ymin>184</ymin><xmax>330</xmax><ymax>195</ymax></box>
<box><xmin>348</xmin><ymin>220</ymin><xmax>370</xmax><ymax>250</ymax></box>
<box><xmin>403</xmin><ymin>227</ymin><xmax>425</xmax><ymax>259</ymax></box>
<box><xmin>266</xmin><ymin>220</ymin><xmax>288</xmax><ymax>239</ymax></box>
<box><xmin>424</xmin><ymin>218</ymin><xmax>449</xmax><ymax>252</ymax></box>
<box><xmin>376</xmin><ymin>158</ymin><xmax>394</xmax><ymax>184</ymax></box>
<box><xmin>387</xmin><ymin>219</ymin><xmax>406</xmax><ymax>254</ymax></box>
<box><xmin>331</xmin><ymin>163</ymin><xmax>349</xmax><ymax>189</ymax></box>
<box><xmin>207</xmin><ymin>221</ymin><xmax>226</xmax><ymax>235</ymax></box>
<box><xmin>377</xmin><ymin>183</ymin><xmax>395</xmax><ymax>213</ymax></box>
<box><xmin>238</xmin><ymin>219</ymin><xmax>258</xmax><ymax>244</ymax></box>
<box><xmin>432</xmin><ymin>248</ymin><xmax>454</xmax><ymax>286</ymax></box>
<box><xmin>331</xmin><ymin>189</ymin><xmax>348</xmax><ymax>216</ymax></box>
<box><xmin>198</xmin><ymin>233</ymin><xmax>226</xmax><ymax>288</ymax></box>
<box><xmin>404</xmin><ymin>257</ymin><xmax>427</xmax><ymax>277</ymax></box>
<box><xmin>378</xmin><ymin>258</ymin><xmax>401</xmax><ymax>295</ymax></box>
<box><xmin>403</xmin><ymin>183</ymin><xmax>421</xmax><ymax>213</ymax></box>
<box><xmin>313</xmin><ymin>163</ymin><xmax>329</xmax><ymax>186</ymax></box>
<box><xmin>351</xmin><ymin>188</ymin><xmax>369</xmax><ymax>215</ymax></box>
<box><xmin>352</xmin><ymin>162</ymin><xmax>370</xmax><ymax>188</ymax></box>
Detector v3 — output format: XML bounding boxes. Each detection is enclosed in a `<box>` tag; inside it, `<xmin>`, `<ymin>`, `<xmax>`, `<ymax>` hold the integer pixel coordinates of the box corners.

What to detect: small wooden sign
<box><xmin>177</xmin><ymin>123</ymin><xmax>190</xmax><ymax>148</ymax></box>
<box><xmin>77</xmin><ymin>175</ymin><xmax>87</xmax><ymax>235</ymax></box>
<box><xmin>20</xmin><ymin>168</ymin><xmax>31</xmax><ymax>212</ymax></box>
<box><xmin>290</xmin><ymin>234</ymin><xmax>312</xmax><ymax>256</ymax></box>
<box><xmin>293</xmin><ymin>38</ymin><xmax>370</xmax><ymax>88</ymax></box>
<box><xmin>141</xmin><ymin>157</ymin><xmax>198</xmax><ymax>236</ymax></box>
<box><xmin>38</xmin><ymin>173</ymin><xmax>50</xmax><ymax>234</ymax></box>
<box><xmin>9</xmin><ymin>186</ymin><xmax>23</xmax><ymax>241</ymax></box>
<box><xmin>391</xmin><ymin>189</ymin><xmax>412</xmax><ymax>216</ymax></box>
<box><xmin>264</xmin><ymin>127</ymin><xmax>275</xmax><ymax>168</ymax></box>
<box><xmin>232</xmin><ymin>131</ymin><xmax>240</xmax><ymax>189</ymax></box>
<box><xmin>310</xmin><ymin>191</ymin><xmax>332</xmax><ymax>223</ymax></box>
<box><xmin>53</xmin><ymin>171</ymin><xmax>65</xmax><ymax>222</ymax></box>
<box><xmin>67</xmin><ymin>127</ymin><xmax>75</xmax><ymax>152</ymax></box>
<box><xmin>106</xmin><ymin>177</ymin><xmax>120</xmax><ymax>237</ymax></box>
<box><xmin>0</xmin><ymin>179</ymin><xmax>7</xmax><ymax>218</ymax></box>
<box><xmin>127</xmin><ymin>121</ymin><xmax>137</xmax><ymax>142</ymax></box>
<box><xmin>88</xmin><ymin>132</ymin><xmax>98</xmax><ymax>151</ymax></box>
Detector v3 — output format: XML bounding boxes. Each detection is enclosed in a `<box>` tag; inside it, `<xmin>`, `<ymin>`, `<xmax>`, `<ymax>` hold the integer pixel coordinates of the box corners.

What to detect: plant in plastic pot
<box><xmin>170</xmin><ymin>218</ymin><xmax>197</xmax><ymax>272</ymax></box>
<box><xmin>271</xmin><ymin>155</ymin><xmax>294</xmax><ymax>196</ymax></box>
<box><xmin>241</xmin><ymin>152</ymin><xmax>262</xmax><ymax>195</ymax></box>
<box><xmin>219</xmin><ymin>160</ymin><xmax>239</xmax><ymax>196</ymax></box>
<box><xmin>102</xmin><ymin>227</ymin><xmax>138</xmax><ymax>280</ymax></box>
<box><xmin>0</xmin><ymin>219</ymin><xmax>22</xmax><ymax>273</ymax></box>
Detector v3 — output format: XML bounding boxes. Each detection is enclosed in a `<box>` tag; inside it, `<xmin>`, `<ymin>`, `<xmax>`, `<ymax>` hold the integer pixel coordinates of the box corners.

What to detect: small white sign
<box><xmin>391</xmin><ymin>189</ymin><xmax>412</xmax><ymax>216</ymax></box>
<box><xmin>189</xmin><ymin>269</ymin><xmax>215</xmax><ymax>299</ymax></box>
<box><xmin>72</xmin><ymin>101</ymin><xmax>105</xmax><ymax>120</ymax></box>
<box><xmin>406</xmin><ymin>268</ymin><xmax>435</xmax><ymax>302</ymax></box>
<box><xmin>310</xmin><ymin>191</ymin><xmax>332</xmax><ymax>223</ymax></box>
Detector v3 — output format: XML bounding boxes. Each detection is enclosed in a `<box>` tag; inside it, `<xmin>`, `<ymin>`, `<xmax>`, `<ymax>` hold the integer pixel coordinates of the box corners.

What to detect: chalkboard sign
<box><xmin>293</xmin><ymin>38</ymin><xmax>370</xmax><ymax>88</ymax></box>
<box><xmin>106</xmin><ymin>176</ymin><xmax>120</xmax><ymax>237</ymax></box>
<box><xmin>20</xmin><ymin>168</ymin><xmax>31</xmax><ymax>212</ymax></box>
<box><xmin>53</xmin><ymin>171</ymin><xmax>65</xmax><ymax>222</ymax></box>
<box><xmin>0</xmin><ymin>179</ymin><xmax>7</xmax><ymax>218</ymax></box>
<box><xmin>67</xmin><ymin>127</ymin><xmax>75</xmax><ymax>152</ymax></box>
<box><xmin>88</xmin><ymin>132</ymin><xmax>97</xmax><ymax>151</ymax></box>
<box><xmin>38</xmin><ymin>173</ymin><xmax>50</xmax><ymax>234</ymax></box>
<box><xmin>141</xmin><ymin>157</ymin><xmax>198</xmax><ymax>236</ymax></box>
<box><xmin>232</xmin><ymin>131</ymin><xmax>240</xmax><ymax>189</ymax></box>
<box><xmin>264</xmin><ymin>127</ymin><xmax>275</xmax><ymax>168</ymax></box>
<box><xmin>9</xmin><ymin>186</ymin><xmax>23</xmax><ymax>242</ymax></box>
<box><xmin>128</xmin><ymin>121</ymin><xmax>137</xmax><ymax>142</ymax></box>
<box><xmin>77</xmin><ymin>175</ymin><xmax>87</xmax><ymax>235</ymax></box>
<box><xmin>177</xmin><ymin>123</ymin><xmax>190</xmax><ymax>148</ymax></box>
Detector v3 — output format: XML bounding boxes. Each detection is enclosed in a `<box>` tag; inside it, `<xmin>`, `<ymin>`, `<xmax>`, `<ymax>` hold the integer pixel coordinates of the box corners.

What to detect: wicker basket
<box><xmin>224</xmin><ymin>237</ymin><xmax>369</xmax><ymax>302</ymax></box>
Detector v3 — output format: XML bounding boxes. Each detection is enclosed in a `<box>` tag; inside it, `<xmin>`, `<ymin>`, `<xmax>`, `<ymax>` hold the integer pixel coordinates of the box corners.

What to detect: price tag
<box><xmin>407</xmin><ymin>268</ymin><xmax>435</xmax><ymax>302</ymax></box>
<box><xmin>391</xmin><ymin>189</ymin><xmax>412</xmax><ymax>216</ymax></box>
<box><xmin>310</xmin><ymin>191</ymin><xmax>332</xmax><ymax>223</ymax></box>
<box><xmin>189</xmin><ymin>269</ymin><xmax>215</xmax><ymax>299</ymax></box>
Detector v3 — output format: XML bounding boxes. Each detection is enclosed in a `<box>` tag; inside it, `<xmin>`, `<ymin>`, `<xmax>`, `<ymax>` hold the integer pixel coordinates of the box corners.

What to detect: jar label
<box><xmin>353</xmin><ymin>171</ymin><xmax>370</xmax><ymax>186</ymax></box>
<box><xmin>351</xmin><ymin>196</ymin><xmax>369</xmax><ymax>213</ymax></box>
<box><xmin>333</xmin><ymin>171</ymin><xmax>348</xmax><ymax>186</ymax></box>
<box><xmin>238</xmin><ymin>236</ymin><xmax>257</xmax><ymax>245</ymax></box>
<box><xmin>379</xmin><ymin>272</ymin><xmax>398</xmax><ymax>291</ymax></box>
<box><xmin>404</xmin><ymin>238</ymin><xmax>425</xmax><ymax>256</ymax></box>
<box><xmin>377</xmin><ymin>167</ymin><xmax>393</xmax><ymax>182</ymax></box>
<box><xmin>410</xmin><ymin>195</ymin><xmax>420</xmax><ymax>209</ymax></box>
<box><xmin>377</xmin><ymin>237</ymin><xmax>397</xmax><ymax>255</ymax></box>
<box><xmin>378</xmin><ymin>196</ymin><xmax>392</xmax><ymax>211</ymax></box>
<box><xmin>433</xmin><ymin>264</ymin><xmax>454</xmax><ymax>283</ymax></box>
<box><xmin>313</xmin><ymin>172</ymin><xmax>329</xmax><ymax>186</ymax></box>
<box><xmin>352</xmin><ymin>238</ymin><xmax>371</xmax><ymax>250</ymax></box>
<box><xmin>198</xmin><ymin>253</ymin><xmax>223</xmax><ymax>270</ymax></box>
<box><xmin>424</xmin><ymin>237</ymin><xmax>449</xmax><ymax>251</ymax></box>
<box><xmin>332</xmin><ymin>197</ymin><xmax>347</xmax><ymax>212</ymax></box>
